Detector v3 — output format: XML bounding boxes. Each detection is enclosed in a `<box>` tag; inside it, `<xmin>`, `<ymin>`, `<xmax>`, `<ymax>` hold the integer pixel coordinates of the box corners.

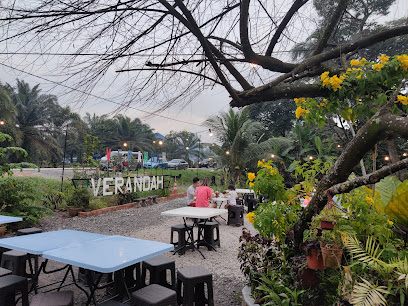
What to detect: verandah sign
<box><xmin>91</xmin><ymin>176</ymin><xmax>164</xmax><ymax>196</ymax></box>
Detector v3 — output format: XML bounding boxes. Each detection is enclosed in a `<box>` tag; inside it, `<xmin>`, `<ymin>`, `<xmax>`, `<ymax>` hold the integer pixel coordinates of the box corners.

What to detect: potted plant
<box><xmin>319</xmin><ymin>230</ymin><xmax>343</xmax><ymax>269</ymax></box>
<box><xmin>66</xmin><ymin>186</ymin><xmax>91</xmax><ymax>217</ymax></box>
<box><xmin>302</xmin><ymin>229</ymin><xmax>324</xmax><ymax>270</ymax></box>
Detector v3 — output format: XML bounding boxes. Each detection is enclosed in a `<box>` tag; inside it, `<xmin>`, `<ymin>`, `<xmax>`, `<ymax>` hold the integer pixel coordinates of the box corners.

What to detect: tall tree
<box><xmin>205</xmin><ymin>108</ymin><xmax>291</xmax><ymax>183</ymax></box>
<box><xmin>164</xmin><ymin>131</ymin><xmax>200</xmax><ymax>164</ymax></box>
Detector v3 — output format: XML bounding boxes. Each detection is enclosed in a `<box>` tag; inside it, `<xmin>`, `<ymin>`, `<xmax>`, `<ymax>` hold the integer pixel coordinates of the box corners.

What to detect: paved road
<box><xmin>12</xmin><ymin>167</ymin><xmax>76</xmax><ymax>180</ymax></box>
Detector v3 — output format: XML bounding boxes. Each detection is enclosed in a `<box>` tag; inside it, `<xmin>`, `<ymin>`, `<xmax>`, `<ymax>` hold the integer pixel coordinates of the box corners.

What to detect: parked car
<box><xmin>100</xmin><ymin>151</ymin><xmax>143</xmax><ymax>171</ymax></box>
<box><xmin>167</xmin><ymin>159</ymin><xmax>189</xmax><ymax>170</ymax></box>
<box><xmin>143</xmin><ymin>157</ymin><xmax>168</xmax><ymax>169</ymax></box>
<box><xmin>198</xmin><ymin>158</ymin><xmax>217</xmax><ymax>168</ymax></box>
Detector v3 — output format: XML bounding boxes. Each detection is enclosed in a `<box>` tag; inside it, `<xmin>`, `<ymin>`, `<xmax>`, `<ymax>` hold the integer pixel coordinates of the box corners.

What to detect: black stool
<box><xmin>99</xmin><ymin>300</ymin><xmax>127</xmax><ymax>306</ymax></box>
<box><xmin>243</xmin><ymin>193</ymin><xmax>254</xmax><ymax>206</ymax></box>
<box><xmin>131</xmin><ymin>284</ymin><xmax>177</xmax><ymax>306</ymax></box>
<box><xmin>247</xmin><ymin>198</ymin><xmax>259</xmax><ymax>213</ymax></box>
<box><xmin>0</xmin><ymin>274</ymin><xmax>29</xmax><ymax>306</ymax></box>
<box><xmin>30</xmin><ymin>291</ymin><xmax>74</xmax><ymax>306</ymax></box>
<box><xmin>16</xmin><ymin>228</ymin><xmax>42</xmax><ymax>236</ymax></box>
<box><xmin>236</xmin><ymin>198</ymin><xmax>243</xmax><ymax>205</ymax></box>
<box><xmin>124</xmin><ymin>262</ymin><xmax>142</xmax><ymax>290</ymax></box>
<box><xmin>1</xmin><ymin>250</ymin><xmax>28</xmax><ymax>277</ymax></box>
<box><xmin>141</xmin><ymin>255</ymin><xmax>175</xmax><ymax>289</ymax></box>
<box><xmin>227</xmin><ymin>205</ymin><xmax>244</xmax><ymax>226</ymax></box>
<box><xmin>170</xmin><ymin>224</ymin><xmax>194</xmax><ymax>255</ymax></box>
<box><xmin>197</xmin><ymin>222</ymin><xmax>220</xmax><ymax>250</ymax></box>
<box><xmin>139</xmin><ymin>197</ymin><xmax>148</xmax><ymax>207</ymax></box>
<box><xmin>150</xmin><ymin>195</ymin><xmax>159</xmax><ymax>204</ymax></box>
<box><xmin>176</xmin><ymin>266</ymin><xmax>214</xmax><ymax>306</ymax></box>
<box><xmin>0</xmin><ymin>267</ymin><xmax>12</xmax><ymax>277</ymax></box>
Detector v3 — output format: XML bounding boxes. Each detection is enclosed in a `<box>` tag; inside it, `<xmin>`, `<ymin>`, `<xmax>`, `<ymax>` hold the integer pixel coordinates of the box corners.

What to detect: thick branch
<box><xmin>331</xmin><ymin>158</ymin><xmax>408</xmax><ymax>194</ymax></box>
<box><xmin>311</xmin><ymin>0</ymin><xmax>352</xmax><ymax>56</ymax></box>
<box><xmin>240</xmin><ymin>0</ymin><xmax>254</xmax><ymax>59</ymax></box>
<box><xmin>208</xmin><ymin>36</ymin><xmax>242</xmax><ymax>51</ymax></box>
<box><xmin>265</xmin><ymin>0</ymin><xmax>309</xmax><ymax>56</ymax></box>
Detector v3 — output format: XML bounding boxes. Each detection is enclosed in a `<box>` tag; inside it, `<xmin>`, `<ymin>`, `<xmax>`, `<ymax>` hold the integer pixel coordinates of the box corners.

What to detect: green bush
<box><xmin>65</xmin><ymin>186</ymin><xmax>91</xmax><ymax>210</ymax></box>
<box><xmin>0</xmin><ymin>177</ymin><xmax>53</xmax><ymax>225</ymax></box>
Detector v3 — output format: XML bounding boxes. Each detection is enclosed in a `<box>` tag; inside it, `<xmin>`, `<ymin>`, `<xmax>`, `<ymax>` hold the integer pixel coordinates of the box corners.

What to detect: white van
<box><xmin>100</xmin><ymin>151</ymin><xmax>144</xmax><ymax>171</ymax></box>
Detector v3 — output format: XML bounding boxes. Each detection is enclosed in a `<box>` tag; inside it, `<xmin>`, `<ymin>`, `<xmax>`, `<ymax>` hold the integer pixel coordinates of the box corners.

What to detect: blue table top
<box><xmin>0</xmin><ymin>215</ymin><xmax>23</xmax><ymax>225</ymax></box>
<box><xmin>0</xmin><ymin>230</ymin><xmax>105</xmax><ymax>255</ymax></box>
<box><xmin>42</xmin><ymin>236</ymin><xmax>174</xmax><ymax>273</ymax></box>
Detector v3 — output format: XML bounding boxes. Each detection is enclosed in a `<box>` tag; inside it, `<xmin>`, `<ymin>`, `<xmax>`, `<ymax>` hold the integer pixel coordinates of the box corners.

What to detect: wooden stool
<box><xmin>170</xmin><ymin>224</ymin><xmax>194</xmax><ymax>255</ymax></box>
<box><xmin>30</xmin><ymin>291</ymin><xmax>74</xmax><ymax>306</ymax></box>
<box><xmin>197</xmin><ymin>222</ymin><xmax>220</xmax><ymax>250</ymax></box>
<box><xmin>176</xmin><ymin>266</ymin><xmax>214</xmax><ymax>306</ymax></box>
<box><xmin>0</xmin><ymin>274</ymin><xmax>29</xmax><ymax>306</ymax></box>
<box><xmin>227</xmin><ymin>205</ymin><xmax>244</xmax><ymax>226</ymax></box>
<box><xmin>141</xmin><ymin>255</ymin><xmax>176</xmax><ymax>289</ymax></box>
<box><xmin>131</xmin><ymin>284</ymin><xmax>177</xmax><ymax>306</ymax></box>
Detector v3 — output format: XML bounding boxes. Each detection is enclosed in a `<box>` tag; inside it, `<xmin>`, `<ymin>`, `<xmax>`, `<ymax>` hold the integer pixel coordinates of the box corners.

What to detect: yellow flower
<box><xmin>248</xmin><ymin>172</ymin><xmax>256</xmax><ymax>181</ymax></box>
<box><xmin>387</xmin><ymin>219</ymin><xmax>394</xmax><ymax>225</ymax></box>
<box><xmin>350</xmin><ymin>59</ymin><xmax>361</xmax><ymax>66</ymax></box>
<box><xmin>373</xmin><ymin>63</ymin><xmax>384</xmax><ymax>71</ymax></box>
<box><xmin>249</xmin><ymin>182</ymin><xmax>254</xmax><ymax>187</ymax></box>
<box><xmin>246</xmin><ymin>212</ymin><xmax>255</xmax><ymax>224</ymax></box>
<box><xmin>316</xmin><ymin>102</ymin><xmax>326</xmax><ymax>108</ymax></box>
<box><xmin>379</xmin><ymin>54</ymin><xmax>389</xmax><ymax>64</ymax></box>
<box><xmin>270</xmin><ymin>168</ymin><xmax>278</xmax><ymax>175</ymax></box>
<box><xmin>295</xmin><ymin>107</ymin><xmax>310</xmax><ymax>118</ymax></box>
<box><xmin>356</xmin><ymin>74</ymin><xmax>362</xmax><ymax>80</ymax></box>
<box><xmin>397</xmin><ymin>54</ymin><xmax>408</xmax><ymax>71</ymax></box>
<box><xmin>257</xmin><ymin>160</ymin><xmax>263</xmax><ymax>167</ymax></box>
<box><xmin>320</xmin><ymin>71</ymin><xmax>330</xmax><ymax>81</ymax></box>
<box><xmin>329</xmin><ymin>75</ymin><xmax>343</xmax><ymax>92</ymax></box>
<box><xmin>275</xmin><ymin>237</ymin><xmax>280</xmax><ymax>242</ymax></box>
<box><xmin>365</xmin><ymin>195</ymin><xmax>374</xmax><ymax>205</ymax></box>
<box><xmin>294</xmin><ymin>97</ymin><xmax>306</xmax><ymax>105</ymax></box>
<box><xmin>396</xmin><ymin>95</ymin><xmax>408</xmax><ymax>105</ymax></box>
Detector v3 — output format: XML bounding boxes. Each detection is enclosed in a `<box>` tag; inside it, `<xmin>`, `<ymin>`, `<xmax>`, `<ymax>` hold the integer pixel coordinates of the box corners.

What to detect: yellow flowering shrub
<box><xmin>396</xmin><ymin>95</ymin><xmax>408</xmax><ymax>105</ymax></box>
<box><xmin>246</xmin><ymin>212</ymin><xmax>255</xmax><ymax>224</ymax></box>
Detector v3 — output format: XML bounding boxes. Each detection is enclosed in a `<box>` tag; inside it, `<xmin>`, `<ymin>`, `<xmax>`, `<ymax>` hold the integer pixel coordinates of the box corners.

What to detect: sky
<box><xmin>0</xmin><ymin>0</ymin><xmax>407</xmax><ymax>143</ymax></box>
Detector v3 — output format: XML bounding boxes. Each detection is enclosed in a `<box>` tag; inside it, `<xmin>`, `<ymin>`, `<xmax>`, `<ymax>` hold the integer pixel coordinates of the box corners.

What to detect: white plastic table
<box><xmin>161</xmin><ymin>207</ymin><xmax>228</xmax><ymax>219</ymax></box>
<box><xmin>161</xmin><ymin>207</ymin><xmax>227</xmax><ymax>258</ymax></box>
<box><xmin>0</xmin><ymin>215</ymin><xmax>23</xmax><ymax>224</ymax></box>
<box><xmin>212</xmin><ymin>196</ymin><xmax>230</xmax><ymax>209</ymax></box>
<box><xmin>234</xmin><ymin>188</ymin><xmax>254</xmax><ymax>194</ymax></box>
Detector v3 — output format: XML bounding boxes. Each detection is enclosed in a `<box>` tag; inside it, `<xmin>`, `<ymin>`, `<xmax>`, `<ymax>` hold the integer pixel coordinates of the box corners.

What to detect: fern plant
<box><xmin>342</xmin><ymin>233</ymin><xmax>408</xmax><ymax>305</ymax></box>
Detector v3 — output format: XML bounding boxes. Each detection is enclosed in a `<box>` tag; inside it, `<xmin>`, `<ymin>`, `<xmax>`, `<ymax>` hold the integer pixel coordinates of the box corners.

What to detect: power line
<box><xmin>0</xmin><ymin>61</ymin><xmax>205</xmax><ymax>127</ymax></box>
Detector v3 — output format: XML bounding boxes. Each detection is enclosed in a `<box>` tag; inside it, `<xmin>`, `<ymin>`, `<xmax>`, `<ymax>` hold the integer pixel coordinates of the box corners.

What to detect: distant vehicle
<box><xmin>198</xmin><ymin>158</ymin><xmax>217</xmax><ymax>168</ymax></box>
<box><xmin>168</xmin><ymin>159</ymin><xmax>189</xmax><ymax>170</ymax></box>
<box><xmin>100</xmin><ymin>151</ymin><xmax>143</xmax><ymax>171</ymax></box>
<box><xmin>61</xmin><ymin>158</ymin><xmax>71</xmax><ymax>164</ymax></box>
<box><xmin>143</xmin><ymin>157</ymin><xmax>168</xmax><ymax>169</ymax></box>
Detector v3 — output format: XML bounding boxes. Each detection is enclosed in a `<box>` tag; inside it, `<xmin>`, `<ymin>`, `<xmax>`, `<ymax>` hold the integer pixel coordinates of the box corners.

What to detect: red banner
<box><xmin>106</xmin><ymin>149</ymin><xmax>112</xmax><ymax>162</ymax></box>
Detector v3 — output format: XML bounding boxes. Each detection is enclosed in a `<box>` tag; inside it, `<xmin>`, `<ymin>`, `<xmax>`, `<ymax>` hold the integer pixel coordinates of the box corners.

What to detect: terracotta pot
<box><xmin>0</xmin><ymin>226</ymin><xmax>6</xmax><ymax>237</ymax></box>
<box><xmin>321</xmin><ymin>246</ymin><xmax>343</xmax><ymax>269</ymax></box>
<box><xmin>306</xmin><ymin>249</ymin><xmax>325</xmax><ymax>270</ymax></box>
<box><xmin>320</xmin><ymin>220</ymin><xmax>335</xmax><ymax>230</ymax></box>
<box><xmin>67</xmin><ymin>207</ymin><xmax>83</xmax><ymax>217</ymax></box>
<box><xmin>301</xmin><ymin>267</ymin><xmax>319</xmax><ymax>287</ymax></box>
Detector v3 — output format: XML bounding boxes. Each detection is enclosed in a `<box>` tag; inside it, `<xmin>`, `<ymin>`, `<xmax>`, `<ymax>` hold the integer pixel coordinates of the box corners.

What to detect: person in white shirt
<box><xmin>224</xmin><ymin>185</ymin><xmax>238</xmax><ymax>209</ymax></box>
<box><xmin>186</xmin><ymin>177</ymin><xmax>200</xmax><ymax>206</ymax></box>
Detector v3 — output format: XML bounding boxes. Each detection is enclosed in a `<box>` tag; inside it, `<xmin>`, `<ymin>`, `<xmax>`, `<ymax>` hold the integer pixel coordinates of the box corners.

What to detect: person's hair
<box><xmin>193</xmin><ymin>177</ymin><xmax>200</xmax><ymax>183</ymax></box>
<box><xmin>227</xmin><ymin>184</ymin><xmax>235</xmax><ymax>190</ymax></box>
<box><xmin>201</xmin><ymin>177</ymin><xmax>209</xmax><ymax>186</ymax></box>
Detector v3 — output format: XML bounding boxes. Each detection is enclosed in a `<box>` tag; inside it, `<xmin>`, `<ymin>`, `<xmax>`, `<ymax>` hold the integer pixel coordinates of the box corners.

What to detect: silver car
<box><xmin>167</xmin><ymin>159</ymin><xmax>189</xmax><ymax>170</ymax></box>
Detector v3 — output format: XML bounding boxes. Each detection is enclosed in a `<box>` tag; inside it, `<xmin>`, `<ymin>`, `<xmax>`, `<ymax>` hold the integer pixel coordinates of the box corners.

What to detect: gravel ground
<box><xmin>30</xmin><ymin>197</ymin><xmax>255</xmax><ymax>305</ymax></box>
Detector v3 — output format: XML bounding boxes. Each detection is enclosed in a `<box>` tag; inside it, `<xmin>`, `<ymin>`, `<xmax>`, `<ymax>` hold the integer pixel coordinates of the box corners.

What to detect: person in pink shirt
<box><xmin>195</xmin><ymin>177</ymin><xmax>216</xmax><ymax>208</ymax></box>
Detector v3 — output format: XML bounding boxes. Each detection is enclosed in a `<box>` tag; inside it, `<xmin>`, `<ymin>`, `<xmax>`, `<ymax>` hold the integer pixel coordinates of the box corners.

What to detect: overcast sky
<box><xmin>0</xmin><ymin>0</ymin><xmax>406</xmax><ymax>143</ymax></box>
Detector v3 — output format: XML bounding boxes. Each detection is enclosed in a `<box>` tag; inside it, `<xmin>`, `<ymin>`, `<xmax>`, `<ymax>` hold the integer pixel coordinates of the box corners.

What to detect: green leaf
<box><xmin>384</xmin><ymin>180</ymin><xmax>408</xmax><ymax>227</ymax></box>
<box><xmin>373</xmin><ymin>176</ymin><xmax>401</xmax><ymax>214</ymax></box>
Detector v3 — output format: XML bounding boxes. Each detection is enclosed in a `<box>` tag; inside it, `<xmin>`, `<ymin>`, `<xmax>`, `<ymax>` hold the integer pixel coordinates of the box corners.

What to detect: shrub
<box><xmin>65</xmin><ymin>186</ymin><xmax>91</xmax><ymax>210</ymax></box>
<box><xmin>0</xmin><ymin>178</ymin><xmax>52</xmax><ymax>225</ymax></box>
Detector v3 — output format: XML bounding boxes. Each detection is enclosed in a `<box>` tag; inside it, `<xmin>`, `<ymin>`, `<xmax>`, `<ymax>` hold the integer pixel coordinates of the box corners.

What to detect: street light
<box><xmin>158</xmin><ymin>140</ymin><xmax>163</xmax><ymax>145</ymax></box>
<box><xmin>384</xmin><ymin>156</ymin><xmax>390</xmax><ymax>161</ymax></box>
<box><xmin>308</xmin><ymin>155</ymin><xmax>313</xmax><ymax>160</ymax></box>
<box><xmin>123</xmin><ymin>142</ymin><xmax>128</xmax><ymax>148</ymax></box>
<box><xmin>271</xmin><ymin>154</ymin><xmax>275</xmax><ymax>158</ymax></box>
<box><xmin>226</xmin><ymin>150</ymin><xmax>230</xmax><ymax>155</ymax></box>
<box><xmin>0</xmin><ymin>120</ymin><xmax>4</xmax><ymax>125</ymax></box>
<box><xmin>403</xmin><ymin>153</ymin><xmax>407</xmax><ymax>157</ymax></box>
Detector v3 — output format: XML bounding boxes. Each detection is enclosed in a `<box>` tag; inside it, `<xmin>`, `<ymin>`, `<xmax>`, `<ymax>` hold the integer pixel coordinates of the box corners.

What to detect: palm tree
<box><xmin>164</xmin><ymin>131</ymin><xmax>200</xmax><ymax>164</ymax></box>
<box><xmin>6</xmin><ymin>80</ymin><xmax>62</xmax><ymax>164</ymax></box>
<box><xmin>205</xmin><ymin>108</ymin><xmax>291</xmax><ymax>184</ymax></box>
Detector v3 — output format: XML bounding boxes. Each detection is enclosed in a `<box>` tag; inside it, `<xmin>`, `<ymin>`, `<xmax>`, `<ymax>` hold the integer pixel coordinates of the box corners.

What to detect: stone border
<box><xmin>76</xmin><ymin>192</ymin><xmax>187</xmax><ymax>218</ymax></box>
<box><xmin>242</xmin><ymin>286</ymin><xmax>259</xmax><ymax>306</ymax></box>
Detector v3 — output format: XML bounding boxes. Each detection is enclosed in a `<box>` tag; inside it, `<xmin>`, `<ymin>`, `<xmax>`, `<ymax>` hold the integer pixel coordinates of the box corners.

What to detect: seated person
<box><xmin>195</xmin><ymin>177</ymin><xmax>217</xmax><ymax>208</ymax></box>
<box><xmin>224</xmin><ymin>185</ymin><xmax>238</xmax><ymax>209</ymax></box>
<box><xmin>187</xmin><ymin>177</ymin><xmax>200</xmax><ymax>206</ymax></box>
